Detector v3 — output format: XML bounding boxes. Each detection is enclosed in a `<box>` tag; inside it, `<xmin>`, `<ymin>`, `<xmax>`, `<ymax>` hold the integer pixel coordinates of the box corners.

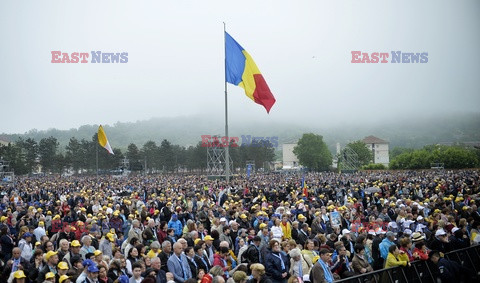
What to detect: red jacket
<box><xmin>412</xmin><ymin>247</ymin><xmax>429</xmax><ymax>261</ymax></box>
<box><xmin>400</xmin><ymin>247</ymin><xmax>414</xmax><ymax>262</ymax></box>
<box><xmin>201</xmin><ymin>274</ymin><xmax>213</xmax><ymax>283</ymax></box>
<box><xmin>213</xmin><ymin>253</ymin><xmax>228</xmax><ymax>271</ymax></box>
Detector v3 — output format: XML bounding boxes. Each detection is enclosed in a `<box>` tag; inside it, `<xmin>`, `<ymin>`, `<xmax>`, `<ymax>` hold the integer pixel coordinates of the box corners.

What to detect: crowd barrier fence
<box><xmin>334</xmin><ymin>244</ymin><xmax>480</xmax><ymax>283</ymax></box>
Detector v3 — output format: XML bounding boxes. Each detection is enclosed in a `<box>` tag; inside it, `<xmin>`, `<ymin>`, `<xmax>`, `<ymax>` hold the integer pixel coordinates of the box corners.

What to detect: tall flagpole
<box><xmin>223</xmin><ymin>22</ymin><xmax>230</xmax><ymax>183</ymax></box>
<box><xmin>96</xmin><ymin>141</ymin><xmax>99</xmax><ymax>177</ymax></box>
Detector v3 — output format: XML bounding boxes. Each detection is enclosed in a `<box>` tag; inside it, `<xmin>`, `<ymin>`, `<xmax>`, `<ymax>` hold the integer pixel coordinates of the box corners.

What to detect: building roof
<box><xmin>362</xmin><ymin>135</ymin><xmax>389</xmax><ymax>144</ymax></box>
<box><xmin>0</xmin><ymin>139</ymin><xmax>10</xmax><ymax>146</ymax></box>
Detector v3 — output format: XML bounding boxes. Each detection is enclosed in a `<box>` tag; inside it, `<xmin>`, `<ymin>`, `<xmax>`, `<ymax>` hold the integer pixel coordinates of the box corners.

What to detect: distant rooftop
<box><xmin>362</xmin><ymin>135</ymin><xmax>389</xmax><ymax>144</ymax></box>
<box><xmin>0</xmin><ymin>139</ymin><xmax>10</xmax><ymax>146</ymax></box>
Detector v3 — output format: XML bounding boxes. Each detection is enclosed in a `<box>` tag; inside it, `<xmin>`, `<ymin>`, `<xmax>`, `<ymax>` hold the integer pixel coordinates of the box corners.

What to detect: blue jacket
<box><xmin>167</xmin><ymin>253</ymin><xmax>192</xmax><ymax>283</ymax></box>
<box><xmin>168</xmin><ymin>219</ymin><xmax>183</xmax><ymax>237</ymax></box>
<box><xmin>264</xmin><ymin>250</ymin><xmax>289</xmax><ymax>283</ymax></box>
<box><xmin>379</xmin><ymin>238</ymin><xmax>395</xmax><ymax>260</ymax></box>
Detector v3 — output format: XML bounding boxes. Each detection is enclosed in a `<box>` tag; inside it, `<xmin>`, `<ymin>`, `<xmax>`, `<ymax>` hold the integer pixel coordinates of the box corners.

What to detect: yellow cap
<box><xmin>106</xmin><ymin>233</ymin><xmax>115</xmax><ymax>242</ymax></box>
<box><xmin>45</xmin><ymin>251</ymin><xmax>58</xmax><ymax>261</ymax></box>
<box><xmin>58</xmin><ymin>261</ymin><xmax>69</xmax><ymax>270</ymax></box>
<box><xmin>204</xmin><ymin>235</ymin><xmax>214</xmax><ymax>241</ymax></box>
<box><xmin>240</xmin><ymin>214</ymin><xmax>247</xmax><ymax>219</ymax></box>
<box><xmin>94</xmin><ymin>250</ymin><xmax>102</xmax><ymax>256</ymax></box>
<box><xmin>71</xmin><ymin>240</ymin><xmax>81</xmax><ymax>247</ymax></box>
<box><xmin>45</xmin><ymin>272</ymin><xmax>55</xmax><ymax>279</ymax></box>
<box><xmin>259</xmin><ymin>223</ymin><xmax>267</xmax><ymax>229</ymax></box>
<box><xmin>13</xmin><ymin>270</ymin><xmax>26</xmax><ymax>279</ymax></box>
<box><xmin>59</xmin><ymin>275</ymin><xmax>70</xmax><ymax>283</ymax></box>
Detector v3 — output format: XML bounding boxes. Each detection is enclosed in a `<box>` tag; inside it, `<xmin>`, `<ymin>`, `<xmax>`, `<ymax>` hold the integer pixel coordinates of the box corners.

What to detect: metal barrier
<box><xmin>334</xmin><ymin>244</ymin><xmax>480</xmax><ymax>283</ymax></box>
<box><xmin>332</xmin><ymin>266</ymin><xmax>405</xmax><ymax>283</ymax></box>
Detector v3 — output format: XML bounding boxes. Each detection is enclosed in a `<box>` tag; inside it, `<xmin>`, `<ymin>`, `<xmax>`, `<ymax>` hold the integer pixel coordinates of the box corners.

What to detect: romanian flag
<box><xmin>225</xmin><ymin>32</ymin><xmax>276</xmax><ymax>113</ymax></box>
<box><xmin>98</xmin><ymin>125</ymin><xmax>114</xmax><ymax>155</ymax></box>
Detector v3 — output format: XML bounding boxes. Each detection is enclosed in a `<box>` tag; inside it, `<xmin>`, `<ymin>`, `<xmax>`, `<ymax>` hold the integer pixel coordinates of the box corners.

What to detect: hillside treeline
<box><xmin>0</xmin><ymin>135</ymin><xmax>276</xmax><ymax>175</ymax></box>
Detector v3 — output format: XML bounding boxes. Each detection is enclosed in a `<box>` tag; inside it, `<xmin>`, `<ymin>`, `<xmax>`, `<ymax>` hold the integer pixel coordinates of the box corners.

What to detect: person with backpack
<box><xmin>241</xmin><ymin>236</ymin><xmax>262</xmax><ymax>268</ymax></box>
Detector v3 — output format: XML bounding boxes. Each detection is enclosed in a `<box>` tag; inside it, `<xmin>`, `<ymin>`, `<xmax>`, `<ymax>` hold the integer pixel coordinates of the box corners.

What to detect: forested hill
<box><xmin>1</xmin><ymin>113</ymin><xmax>479</xmax><ymax>151</ymax></box>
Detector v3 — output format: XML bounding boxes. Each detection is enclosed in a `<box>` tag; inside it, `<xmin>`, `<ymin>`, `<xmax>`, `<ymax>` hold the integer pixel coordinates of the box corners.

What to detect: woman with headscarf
<box><xmin>288</xmin><ymin>248</ymin><xmax>312</xmax><ymax>279</ymax></box>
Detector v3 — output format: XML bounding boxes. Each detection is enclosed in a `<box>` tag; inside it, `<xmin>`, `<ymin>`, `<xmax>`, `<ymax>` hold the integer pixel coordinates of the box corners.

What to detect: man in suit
<box><xmin>37</xmin><ymin>251</ymin><xmax>58</xmax><ymax>283</ymax></box>
<box><xmin>167</xmin><ymin>242</ymin><xmax>192</xmax><ymax>283</ymax></box>
<box><xmin>185</xmin><ymin>247</ymin><xmax>198</xmax><ymax>278</ymax></box>
<box><xmin>159</xmin><ymin>241</ymin><xmax>172</xmax><ymax>273</ymax></box>
<box><xmin>291</xmin><ymin>221</ymin><xmax>300</xmax><ymax>244</ymax></box>
<box><xmin>2</xmin><ymin>247</ymin><xmax>30</xmax><ymax>282</ymax></box>
<box><xmin>194</xmin><ymin>244</ymin><xmax>210</xmax><ymax>273</ymax></box>
<box><xmin>151</xmin><ymin>257</ymin><xmax>168</xmax><ymax>283</ymax></box>
<box><xmin>297</xmin><ymin>223</ymin><xmax>310</xmax><ymax>247</ymax></box>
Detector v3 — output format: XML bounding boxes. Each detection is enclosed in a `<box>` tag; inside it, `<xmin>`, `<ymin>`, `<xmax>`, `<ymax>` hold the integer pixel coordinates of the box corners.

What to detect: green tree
<box><xmin>343</xmin><ymin>140</ymin><xmax>373</xmax><ymax>166</ymax></box>
<box><xmin>0</xmin><ymin>143</ymin><xmax>28</xmax><ymax>175</ymax></box>
<box><xmin>188</xmin><ymin>142</ymin><xmax>207</xmax><ymax>172</ymax></box>
<box><xmin>81</xmin><ymin>138</ymin><xmax>96</xmax><ymax>171</ymax></box>
<box><xmin>159</xmin><ymin>139</ymin><xmax>175</xmax><ymax>172</ymax></box>
<box><xmin>17</xmin><ymin>137</ymin><xmax>38</xmax><ymax>174</ymax></box>
<box><xmin>389</xmin><ymin>144</ymin><xmax>479</xmax><ymax>169</ymax></box>
<box><xmin>38</xmin><ymin>136</ymin><xmax>59</xmax><ymax>173</ymax></box>
<box><xmin>172</xmin><ymin>145</ymin><xmax>187</xmax><ymax>172</ymax></box>
<box><xmin>293</xmin><ymin>133</ymin><xmax>332</xmax><ymax>171</ymax></box>
<box><xmin>104</xmin><ymin>148</ymin><xmax>123</xmax><ymax>170</ymax></box>
<box><xmin>242</xmin><ymin>139</ymin><xmax>276</xmax><ymax>171</ymax></box>
<box><xmin>53</xmin><ymin>153</ymin><xmax>68</xmax><ymax>173</ymax></box>
<box><xmin>141</xmin><ymin>141</ymin><xmax>159</xmax><ymax>173</ymax></box>
<box><xmin>65</xmin><ymin>137</ymin><xmax>84</xmax><ymax>172</ymax></box>
<box><xmin>390</xmin><ymin>147</ymin><xmax>414</xmax><ymax>160</ymax></box>
<box><xmin>126</xmin><ymin>143</ymin><xmax>142</xmax><ymax>171</ymax></box>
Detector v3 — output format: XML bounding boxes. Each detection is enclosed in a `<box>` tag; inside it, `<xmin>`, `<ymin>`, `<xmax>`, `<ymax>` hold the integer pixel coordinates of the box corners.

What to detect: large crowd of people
<box><xmin>0</xmin><ymin>169</ymin><xmax>479</xmax><ymax>283</ymax></box>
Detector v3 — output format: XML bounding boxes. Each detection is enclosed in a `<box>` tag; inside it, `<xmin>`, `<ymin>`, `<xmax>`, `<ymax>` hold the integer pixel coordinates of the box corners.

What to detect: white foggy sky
<box><xmin>1</xmin><ymin>0</ymin><xmax>479</xmax><ymax>134</ymax></box>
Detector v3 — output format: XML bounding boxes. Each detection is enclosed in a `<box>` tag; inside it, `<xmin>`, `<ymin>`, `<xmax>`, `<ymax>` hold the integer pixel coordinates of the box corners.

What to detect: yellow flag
<box><xmin>98</xmin><ymin>125</ymin><xmax>114</xmax><ymax>154</ymax></box>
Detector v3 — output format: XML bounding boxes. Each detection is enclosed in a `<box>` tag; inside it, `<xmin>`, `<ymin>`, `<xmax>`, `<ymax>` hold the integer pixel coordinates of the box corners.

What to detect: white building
<box><xmin>282</xmin><ymin>143</ymin><xmax>300</xmax><ymax>169</ymax></box>
<box><xmin>362</xmin><ymin>136</ymin><xmax>389</xmax><ymax>167</ymax></box>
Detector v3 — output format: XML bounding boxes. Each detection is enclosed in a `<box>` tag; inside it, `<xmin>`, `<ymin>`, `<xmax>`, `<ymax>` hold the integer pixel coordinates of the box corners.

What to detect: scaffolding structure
<box><xmin>207</xmin><ymin>139</ymin><xmax>233</xmax><ymax>178</ymax></box>
<box><xmin>340</xmin><ymin>147</ymin><xmax>360</xmax><ymax>172</ymax></box>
